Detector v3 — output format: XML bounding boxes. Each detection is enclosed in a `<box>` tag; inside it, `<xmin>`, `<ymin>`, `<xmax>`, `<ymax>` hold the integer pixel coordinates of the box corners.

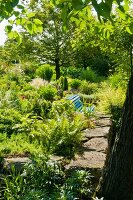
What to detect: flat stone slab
<box><xmin>94</xmin><ymin>118</ymin><xmax>111</xmax><ymax>127</ymax></box>
<box><xmin>4</xmin><ymin>157</ymin><xmax>31</xmax><ymax>170</ymax></box>
<box><xmin>84</xmin><ymin>126</ymin><xmax>110</xmax><ymax>139</ymax></box>
<box><xmin>66</xmin><ymin>151</ymin><xmax>106</xmax><ymax>169</ymax></box>
<box><xmin>83</xmin><ymin>138</ymin><xmax>108</xmax><ymax>153</ymax></box>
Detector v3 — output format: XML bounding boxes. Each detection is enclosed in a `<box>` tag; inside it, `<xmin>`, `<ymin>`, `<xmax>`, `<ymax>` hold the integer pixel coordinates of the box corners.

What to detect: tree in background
<box><xmin>26</xmin><ymin>0</ymin><xmax>74</xmax><ymax>79</ymax></box>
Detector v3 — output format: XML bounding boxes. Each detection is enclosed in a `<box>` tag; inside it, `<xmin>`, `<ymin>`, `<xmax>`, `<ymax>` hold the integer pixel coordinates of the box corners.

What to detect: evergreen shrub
<box><xmin>36</xmin><ymin>65</ymin><xmax>53</xmax><ymax>82</ymax></box>
<box><xmin>70</xmin><ymin>79</ymin><xmax>81</xmax><ymax>89</ymax></box>
<box><xmin>39</xmin><ymin>85</ymin><xmax>57</xmax><ymax>101</ymax></box>
<box><xmin>80</xmin><ymin>67</ymin><xmax>99</xmax><ymax>82</ymax></box>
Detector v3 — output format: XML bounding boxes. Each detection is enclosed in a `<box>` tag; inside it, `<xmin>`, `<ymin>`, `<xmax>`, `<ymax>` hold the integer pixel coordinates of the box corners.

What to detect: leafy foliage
<box><xmin>2</xmin><ymin>157</ymin><xmax>92</xmax><ymax>200</ymax></box>
<box><xmin>80</xmin><ymin>81</ymin><xmax>98</xmax><ymax>95</ymax></box>
<box><xmin>36</xmin><ymin>65</ymin><xmax>53</xmax><ymax>82</ymax></box>
<box><xmin>39</xmin><ymin>85</ymin><xmax>57</xmax><ymax>101</ymax></box>
<box><xmin>70</xmin><ymin>79</ymin><xmax>81</xmax><ymax>89</ymax></box>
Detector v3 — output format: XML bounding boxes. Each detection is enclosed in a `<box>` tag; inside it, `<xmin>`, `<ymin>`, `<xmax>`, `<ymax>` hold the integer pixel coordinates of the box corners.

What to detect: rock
<box><xmin>83</xmin><ymin>138</ymin><xmax>108</xmax><ymax>153</ymax></box>
<box><xmin>94</xmin><ymin>118</ymin><xmax>111</xmax><ymax>127</ymax></box>
<box><xmin>66</xmin><ymin>151</ymin><xmax>106</xmax><ymax>169</ymax></box>
<box><xmin>84</xmin><ymin>126</ymin><xmax>110</xmax><ymax>139</ymax></box>
<box><xmin>4</xmin><ymin>157</ymin><xmax>31</xmax><ymax>171</ymax></box>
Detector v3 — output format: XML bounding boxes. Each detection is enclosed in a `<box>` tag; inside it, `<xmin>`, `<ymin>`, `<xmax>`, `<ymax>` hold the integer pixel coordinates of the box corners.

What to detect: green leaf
<box><xmin>37</xmin><ymin>25</ymin><xmax>43</xmax><ymax>33</ymax></box>
<box><xmin>33</xmin><ymin>19</ymin><xmax>43</xmax><ymax>25</ymax></box>
<box><xmin>8</xmin><ymin>20</ymin><xmax>14</xmax><ymax>25</ymax></box>
<box><xmin>8</xmin><ymin>31</ymin><xmax>22</xmax><ymax>44</ymax></box>
<box><xmin>61</xmin><ymin>4</ymin><xmax>68</xmax><ymax>25</ymax></box>
<box><xmin>117</xmin><ymin>6</ymin><xmax>126</xmax><ymax>20</ymax></box>
<box><xmin>16</xmin><ymin>18</ymin><xmax>26</xmax><ymax>25</ymax></box>
<box><xmin>8</xmin><ymin>31</ymin><xmax>15</xmax><ymax>39</ymax></box>
<box><xmin>27</xmin><ymin>12</ymin><xmax>35</xmax><ymax>18</ymax></box>
<box><xmin>72</xmin><ymin>0</ymin><xmax>84</xmax><ymax>10</ymax></box>
<box><xmin>126</xmin><ymin>27</ymin><xmax>132</xmax><ymax>34</ymax></box>
<box><xmin>105</xmin><ymin>0</ymin><xmax>113</xmax><ymax>8</ymax></box>
<box><xmin>13</xmin><ymin>11</ymin><xmax>20</xmax><ymax>17</ymax></box>
<box><xmin>99</xmin><ymin>2</ymin><xmax>111</xmax><ymax>18</ymax></box>
<box><xmin>5</xmin><ymin>2</ymin><xmax>13</xmax><ymax>13</ymax></box>
<box><xmin>11</xmin><ymin>0</ymin><xmax>19</xmax><ymax>8</ymax></box>
<box><xmin>118</xmin><ymin>5</ymin><xmax>125</xmax><ymax>13</ymax></box>
<box><xmin>33</xmin><ymin>24</ymin><xmax>43</xmax><ymax>33</ymax></box>
<box><xmin>123</xmin><ymin>0</ymin><xmax>129</xmax><ymax>12</ymax></box>
<box><xmin>26</xmin><ymin>22</ymin><xmax>33</xmax><ymax>34</ymax></box>
<box><xmin>80</xmin><ymin>20</ymin><xmax>86</xmax><ymax>30</ymax></box>
<box><xmin>17</xmin><ymin>4</ymin><xmax>24</xmax><ymax>10</ymax></box>
<box><xmin>126</xmin><ymin>23</ymin><xmax>133</xmax><ymax>34</ymax></box>
<box><xmin>15</xmin><ymin>33</ymin><xmax>22</xmax><ymax>45</ymax></box>
<box><xmin>5</xmin><ymin>25</ymin><xmax>12</xmax><ymax>33</ymax></box>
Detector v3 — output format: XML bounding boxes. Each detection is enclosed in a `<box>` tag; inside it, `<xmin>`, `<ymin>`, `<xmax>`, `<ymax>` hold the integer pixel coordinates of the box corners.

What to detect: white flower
<box><xmin>30</xmin><ymin>78</ymin><xmax>48</xmax><ymax>89</ymax></box>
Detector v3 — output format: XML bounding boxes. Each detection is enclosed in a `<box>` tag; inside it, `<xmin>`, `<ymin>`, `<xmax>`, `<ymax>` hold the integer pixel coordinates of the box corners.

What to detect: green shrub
<box><xmin>110</xmin><ymin>105</ymin><xmax>122</xmax><ymax>136</ymax></box>
<box><xmin>56</xmin><ymin>76</ymin><xmax>69</xmax><ymax>97</ymax></box>
<box><xmin>63</xmin><ymin>77</ymin><xmax>68</xmax><ymax>90</ymax></box>
<box><xmin>36</xmin><ymin>65</ymin><xmax>53</xmax><ymax>81</ymax></box>
<box><xmin>70</xmin><ymin>79</ymin><xmax>81</xmax><ymax>89</ymax></box>
<box><xmin>108</xmin><ymin>71</ymin><xmax>129</xmax><ymax>89</ymax></box>
<box><xmin>0</xmin><ymin>109</ymin><xmax>22</xmax><ymax>137</ymax></box>
<box><xmin>50</xmin><ymin>99</ymin><xmax>74</xmax><ymax>117</ymax></box>
<box><xmin>96</xmin><ymin>81</ymin><xmax>126</xmax><ymax>113</ymax></box>
<box><xmin>80</xmin><ymin>67</ymin><xmax>100</xmax><ymax>82</ymax></box>
<box><xmin>22</xmin><ymin>62</ymin><xmax>37</xmax><ymax>79</ymax></box>
<box><xmin>0</xmin><ymin>89</ymin><xmax>20</xmax><ymax>109</ymax></box>
<box><xmin>49</xmin><ymin>115</ymin><xmax>85</xmax><ymax>158</ymax></box>
<box><xmin>32</xmin><ymin>99</ymin><xmax>52</xmax><ymax>117</ymax></box>
<box><xmin>61</xmin><ymin>66</ymin><xmax>82</xmax><ymax>78</ymax></box>
<box><xmin>0</xmin><ymin>133</ymin><xmax>43</xmax><ymax>156</ymax></box>
<box><xmin>6</xmin><ymin>65</ymin><xmax>25</xmax><ymax>85</ymax></box>
<box><xmin>64</xmin><ymin>169</ymin><xmax>92</xmax><ymax>199</ymax></box>
<box><xmin>80</xmin><ymin>80</ymin><xmax>98</xmax><ymax>95</ymax></box>
<box><xmin>18</xmin><ymin>90</ymin><xmax>40</xmax><ymax>113</ymax></box>
<box><xmin>39</xmin><ymin>85</ymin><xmax>57</xmax><ymax>101</ymax></box>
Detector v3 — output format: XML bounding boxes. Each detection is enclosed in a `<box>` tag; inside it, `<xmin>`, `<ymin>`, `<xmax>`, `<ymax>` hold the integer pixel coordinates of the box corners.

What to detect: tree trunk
<box><xmin>130</xmin><ymin>46</ymin><xmax>133</xmax><ymax>75</ymax></box>
<box><xmin>97</xmin><ymin>74</ymin><xmax>133</xmax><ymax>200</ymax></box>
<box><xmin>55</xmin><ymin>57</ymin><xmax>60</xmax><ymax>80</ymax></box>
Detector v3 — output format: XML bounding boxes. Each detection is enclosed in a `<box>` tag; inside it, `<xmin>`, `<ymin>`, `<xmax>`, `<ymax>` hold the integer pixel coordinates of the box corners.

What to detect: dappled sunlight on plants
<box><xmin>96</xmin><ymin>81</ymin><xmax>126</xmax><ymax>113</ymax></box>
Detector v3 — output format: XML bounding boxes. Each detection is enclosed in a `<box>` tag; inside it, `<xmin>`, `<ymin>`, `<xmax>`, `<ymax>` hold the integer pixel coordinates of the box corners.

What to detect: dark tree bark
<box><xmin>97</xmin><ymin>74</ymin><xmax>133</xmax><ymax>200</ymax></box>
<box><xmin>55</xmin><ymin>57</ymin><xmax>60</xmax><ymax>80</ymax></box>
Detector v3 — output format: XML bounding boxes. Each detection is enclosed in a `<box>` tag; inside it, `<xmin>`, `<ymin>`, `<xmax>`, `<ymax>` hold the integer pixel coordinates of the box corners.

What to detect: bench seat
<box><xmin>67</xmin><ymin>94</ymin><xmax>95</xmax><ymax>113</ymax></box>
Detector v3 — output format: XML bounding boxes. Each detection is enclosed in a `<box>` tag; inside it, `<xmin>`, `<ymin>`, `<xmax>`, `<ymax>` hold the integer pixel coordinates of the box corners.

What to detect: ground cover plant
<box><xmin>1</xmin><ymin>156</ymin><xmax>93</xmax><ymax>200</ymax></box>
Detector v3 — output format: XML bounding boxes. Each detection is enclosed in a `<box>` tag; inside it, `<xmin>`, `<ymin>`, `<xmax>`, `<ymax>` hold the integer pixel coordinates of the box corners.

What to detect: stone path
<box><xmin>66</xmin><ymin>114</ymin><xmax>111</xmax><ymax>170</ymax></box>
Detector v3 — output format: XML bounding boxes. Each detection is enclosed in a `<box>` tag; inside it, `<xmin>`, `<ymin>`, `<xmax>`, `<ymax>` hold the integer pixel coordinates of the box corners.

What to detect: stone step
<box><xmin>66</xmin><ymin>151</ymin><xmax>106</xmax><ymax>169</ymax></box>
<box><xmin>84</xmin><ymin>126</ymin><xmax>110</xmax><ymax>139</ymax></box>
<box><xmin>94</xmin><ymin>117</ymin><xmax>111</xmax><ymax>127</ymax></box>
<box><xmin>83</xmin><ymin>137</ymin><xmax>108</xmax><ymax>153</ymax></box>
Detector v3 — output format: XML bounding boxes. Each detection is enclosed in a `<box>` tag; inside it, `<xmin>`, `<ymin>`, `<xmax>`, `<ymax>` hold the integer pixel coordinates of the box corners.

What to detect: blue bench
<box><xmin>67</xmin><ymin>94</ymin><xmax>95</xmax><ymax>113</ymax></box>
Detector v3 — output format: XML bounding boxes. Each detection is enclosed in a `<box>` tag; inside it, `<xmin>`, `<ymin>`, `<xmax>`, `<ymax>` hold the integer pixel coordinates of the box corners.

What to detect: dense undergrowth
<box><xmin>0</xmin><ymin>63</ymin><xmax>129</xmax><ymax>199</ymax></box>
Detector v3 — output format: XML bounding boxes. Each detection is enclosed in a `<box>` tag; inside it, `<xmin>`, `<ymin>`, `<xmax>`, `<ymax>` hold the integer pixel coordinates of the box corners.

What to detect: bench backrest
<box><xmin>67</xmin><ymin>95</ymin><xmax>83</xmax><ymax>111</ymax></box>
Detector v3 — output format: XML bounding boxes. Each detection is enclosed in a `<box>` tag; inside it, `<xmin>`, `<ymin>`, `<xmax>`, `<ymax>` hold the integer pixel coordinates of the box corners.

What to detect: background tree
<box><xmin>26</xmin><ymin>0</ymin><xmax>75</xmax><ymax>79</ymax></box>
